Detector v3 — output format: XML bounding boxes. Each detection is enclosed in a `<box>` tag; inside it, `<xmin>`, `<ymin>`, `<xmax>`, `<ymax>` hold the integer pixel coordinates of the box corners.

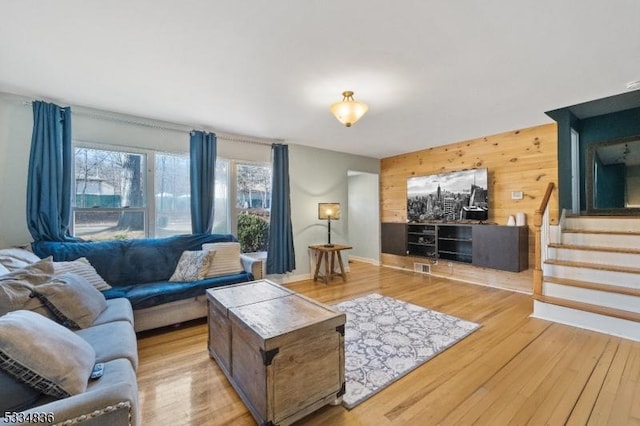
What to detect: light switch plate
<box><xmin>511</xmin><ymin>191</ymin><xmax>524</xmax><ymax>200</ymax></box>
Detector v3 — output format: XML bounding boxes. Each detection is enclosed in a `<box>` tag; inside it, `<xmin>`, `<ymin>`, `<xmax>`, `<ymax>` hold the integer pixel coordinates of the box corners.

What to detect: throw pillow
<box><xmin>53</xmin><ymin>257</ymin><xmax>111</xmax><ymax>291</ymax></box>
<box><xmin>202</xmin><ymin>242</ymin><xmax>243</xmax><ymax>277</ymax></box>
<box><xmin>32</xmin><ymin>273</ymin><xmax>108</xmax><ymax>329</ymax></box>
<box><xmin>169</xmin><ymin>250</ymin><xmax>214</xmax><ymax>282</ymax></box>
<box><xmin>0</xmin><ymin>259</ymin><xmax>55</xmax><ymax>317</ymax></box>
<box><xmin>0</xmin><ymin>310</ymin><xmax>96</xmax><ymax>398</ymax></box>
<box><xmin>0</xmin><ymin>248</ymin><xmax>41</xmax><ymax>272</ymax></box>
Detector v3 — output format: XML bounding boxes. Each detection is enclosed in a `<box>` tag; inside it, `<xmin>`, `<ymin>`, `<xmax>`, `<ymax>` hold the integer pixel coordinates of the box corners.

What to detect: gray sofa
<box><xmin>0</xmin><ymin>297</ymin><xmax>139</xmax><ymax>426</ymax></box>
<box><xmin>0</xmin><ymin>234</ymin><xmax>263</xmax><ymax>425</ymax></box>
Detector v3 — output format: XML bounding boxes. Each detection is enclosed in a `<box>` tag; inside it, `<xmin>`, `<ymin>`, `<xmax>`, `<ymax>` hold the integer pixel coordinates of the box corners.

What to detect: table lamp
<box><xmin>318</xmin><ymin>203</ymin><xmax>340</xmax><ymax>247</ymax></box>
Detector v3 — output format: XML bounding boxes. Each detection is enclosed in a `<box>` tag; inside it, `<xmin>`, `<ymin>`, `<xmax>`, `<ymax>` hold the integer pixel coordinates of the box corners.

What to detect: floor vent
<box><xmin>413</xmin><ymin>262</ymin><xmax>431</xmax><ymax>274</ymax></box>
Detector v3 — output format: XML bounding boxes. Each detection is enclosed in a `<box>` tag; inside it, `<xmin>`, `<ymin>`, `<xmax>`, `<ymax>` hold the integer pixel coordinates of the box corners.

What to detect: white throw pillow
<box><xmin>169</xmin><ymin>250</ymin><xmax>215</xmax><ymax>282</ymax></box>
<box><xmin>53</xmin><ymin>258</ymin><xmax>111</xmax><ymax>291</ymax></box>
<box><xmin>202</xmin><ymin>242</ymin><xmax>243</xmax><ymax>277</ymax></box>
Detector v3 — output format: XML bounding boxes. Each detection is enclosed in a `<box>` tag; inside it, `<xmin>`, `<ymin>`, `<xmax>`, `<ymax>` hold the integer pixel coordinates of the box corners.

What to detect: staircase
<box><xmin>532</xmin><ymin>215</ymin><xmax>640</xmax><ymax>341</ymax></box>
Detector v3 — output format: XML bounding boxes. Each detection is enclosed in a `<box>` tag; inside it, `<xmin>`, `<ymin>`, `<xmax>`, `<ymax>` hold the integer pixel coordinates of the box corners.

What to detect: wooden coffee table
<box><xmin>206</xmin><ymin>280</ymin><xmax>346</xmax><ymax>426</ymax></box>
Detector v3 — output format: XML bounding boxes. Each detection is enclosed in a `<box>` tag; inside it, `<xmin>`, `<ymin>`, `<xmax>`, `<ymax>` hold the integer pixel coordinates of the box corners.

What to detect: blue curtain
<box><xmin>27</xmin><ymin>101</ymin><xmax>77</xmax><ymax>242</ymax></box>
<box><xmin>190</xmin><ymin>131</ymin><xmax>217</xmax><ymax>234</ymax></box>
<box><xmin>266</xmin><ymin>144</ymin><xmax>296</xmax><ymax>274</ymax></box>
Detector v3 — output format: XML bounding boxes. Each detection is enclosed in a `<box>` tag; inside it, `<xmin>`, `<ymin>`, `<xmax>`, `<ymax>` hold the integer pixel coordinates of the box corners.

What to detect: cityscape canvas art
<box><xmin>407</xmin><ymin>168</ymin><xmax>489</xmax><ymax>222</ymax></box>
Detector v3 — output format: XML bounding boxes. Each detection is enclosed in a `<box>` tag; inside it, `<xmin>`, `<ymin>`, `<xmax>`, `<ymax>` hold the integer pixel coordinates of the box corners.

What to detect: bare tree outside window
<box><xmin>73</xmin><ymin>147</ymin><xmax>146</xmax><ymax>240</ymax></box>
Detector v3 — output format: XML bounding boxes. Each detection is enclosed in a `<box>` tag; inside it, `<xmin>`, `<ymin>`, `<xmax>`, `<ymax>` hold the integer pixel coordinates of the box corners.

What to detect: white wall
<box><xmin>0</xmin><ymin>93</ymin><xmax>381</xmax><ymax>282</ymax></box>
<box><xmin>286</xmin><ymin>144</ymin><xmax>379</xmax><ymax>281</ymax></box>
<box><xmin>0</xmin><ymin>96</ymin><xmax>33</xmax><ymax>247</ymax></box>
<box><xmin>348</xmin><ymin>171</ymin><xmax>380</xmax><ymax>264</ymax></box>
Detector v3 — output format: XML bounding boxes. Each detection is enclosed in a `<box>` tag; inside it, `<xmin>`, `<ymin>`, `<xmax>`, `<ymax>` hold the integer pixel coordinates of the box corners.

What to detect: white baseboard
<box><xmin>348</xmin><ymin>255</ymin><xmax>380</xmax><ymax>266</ymax></box>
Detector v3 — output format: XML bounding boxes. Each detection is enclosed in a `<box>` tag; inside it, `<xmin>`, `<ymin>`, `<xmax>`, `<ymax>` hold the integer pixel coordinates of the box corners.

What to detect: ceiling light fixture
<box><xmin>330</xmin><ymin>91</ymin><xmax>368</xmax><ymax>127</ymax></box>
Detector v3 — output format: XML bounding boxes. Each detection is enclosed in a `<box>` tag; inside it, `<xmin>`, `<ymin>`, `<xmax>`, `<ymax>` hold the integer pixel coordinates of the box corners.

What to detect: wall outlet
<box><xmin>511</xmin><ymin>191</ymin><xmax>524</xmax><ymax>200</ymax></box>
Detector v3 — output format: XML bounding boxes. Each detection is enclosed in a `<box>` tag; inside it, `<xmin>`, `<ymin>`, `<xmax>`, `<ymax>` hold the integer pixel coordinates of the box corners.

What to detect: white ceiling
<box><xmin>1</xmin><ymin>1</ymin><xmax>639</xmax><ymax>159</ymax></box>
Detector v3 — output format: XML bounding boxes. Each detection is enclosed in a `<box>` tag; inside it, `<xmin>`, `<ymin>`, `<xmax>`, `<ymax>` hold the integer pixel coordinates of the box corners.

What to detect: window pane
<box><xmin>74</xmin><ymin>147</ymin><xmax>146</xmax><ymax>240</ymax></box>
<box><xmin>73</xmin><ymin>210</ymin><xmax>145</xmax><ymax>240</ymax></box>
<box><xmin>236</xmin><ymin>163</ymin><xmax>271</xmax><ymax>253</ymax></box>
<box><xmin>155</xmin><ymin>153</ymin><xmax>191</xmax><ymax>237</ymax></box>
<box><xmin>213</xmin><ymin>160</ymin><xmax>230</xmax><ymax>234</ymax></box>
<box><xmin>74</xmin><ymin>148</ymin><xmax>146</xmax><ymax>208</ymax></box>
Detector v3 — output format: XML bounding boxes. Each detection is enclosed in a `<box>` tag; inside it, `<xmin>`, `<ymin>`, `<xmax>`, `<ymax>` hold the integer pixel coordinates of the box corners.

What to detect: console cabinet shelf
<box><xmin>382</xmin><ymin>222</ymin><xmax>528</xmax><ymax>272</ymax></box>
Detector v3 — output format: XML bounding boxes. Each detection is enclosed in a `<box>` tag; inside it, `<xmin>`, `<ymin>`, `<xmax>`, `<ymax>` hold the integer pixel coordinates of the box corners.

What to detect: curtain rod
<box><xmin>18</xmin><ymin>99</ymin><xmax>281</xmax><ymax>147</ymax></box>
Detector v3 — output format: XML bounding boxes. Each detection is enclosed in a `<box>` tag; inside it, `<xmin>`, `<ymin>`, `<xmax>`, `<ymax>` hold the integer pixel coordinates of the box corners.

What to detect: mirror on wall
<box><xmin>586</xmin><ymin>137</ymin><xmax>640</xmax><ymax>213</ymax></box>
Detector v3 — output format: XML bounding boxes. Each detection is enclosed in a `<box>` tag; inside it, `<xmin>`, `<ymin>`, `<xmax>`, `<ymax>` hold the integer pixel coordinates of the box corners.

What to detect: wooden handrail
<box><xmin>533</xmin><ymin>182</ymin><xmax>555</xmax><ymax>296</ymax></box>
<box><xmin>534</xmin><ymin>182</ymin><xmax>555</xmax><ymax>224</ymax></box>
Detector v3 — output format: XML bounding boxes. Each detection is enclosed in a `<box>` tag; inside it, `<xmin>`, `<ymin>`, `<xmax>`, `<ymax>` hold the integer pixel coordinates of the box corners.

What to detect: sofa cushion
<box><xmin>53</xmin><ymin>257</ymin><xmax>111</xmax><ymax>291</ymax></box>
<box><xmin>102</xmin><ymin>271</ymin><xmax>253</xmax><ymax>309</ymax></box>
<box><xmin>169</xmin><ymin>250</ymin><xmax>215</xmax><ymax>282</ymax></box>
<box><xmin>21</xmin><ymin>358</ymin><xmax>138</xmax><ymax>426</ymax></box>
<box><xmin>0</xmin><ymin>369</ymin><xmax>42</xmax><ymax>412</ymax></box>
<box><xmin>32</xmin><ymin>234</ymin><xmax>238</xmax><ymax>286</ymax></box>
<box><xmin>202</xmin><ymin>242</ymin><xmax>243</xmax><ymax>277</ymax></box>
<box><xmin>0</xmin><ymin>310</ymin><xmax>96</xmax><ymax>398</ymax></box>
<box><xmin>75</xmin><ymin>321</ymin><xmax>138</xmax><ymax>370</ymax></box>
<box><xmin>32</xmin><ymin>273</ymin><xmax>108</xmax><ymax>329</ymax></box>
<box><xmin>92</xmin><ymin>298</ymin><xmax>134</xmax><ymax>326</ymax></box>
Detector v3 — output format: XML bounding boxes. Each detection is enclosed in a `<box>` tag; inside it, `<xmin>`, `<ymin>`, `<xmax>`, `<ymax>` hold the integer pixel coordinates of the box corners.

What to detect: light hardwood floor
<box><xmin>136</xmin><ymin>261</ymin><xmax>640</xmax><ymax>425</ymax></box>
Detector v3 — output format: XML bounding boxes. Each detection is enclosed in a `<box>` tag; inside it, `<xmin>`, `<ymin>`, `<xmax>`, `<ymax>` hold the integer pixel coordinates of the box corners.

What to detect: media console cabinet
<box><xmin>381</xmin><ymin>222</ymin><xmax>528</xmax><ymax>272</ymax></box>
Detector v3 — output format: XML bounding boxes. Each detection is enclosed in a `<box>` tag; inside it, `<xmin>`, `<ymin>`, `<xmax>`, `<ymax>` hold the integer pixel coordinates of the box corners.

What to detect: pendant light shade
<box><xmin>330</xmin><ymin>91</ymin><xmax>368</xmax><ymax>127</ymax></box>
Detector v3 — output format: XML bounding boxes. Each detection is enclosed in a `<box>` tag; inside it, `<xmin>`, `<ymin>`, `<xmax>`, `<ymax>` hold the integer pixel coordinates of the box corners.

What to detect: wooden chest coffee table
<box><xmin>206</xmin><ymin>280</ymin><xmax>346</xmax><ymax>425</ymax></box>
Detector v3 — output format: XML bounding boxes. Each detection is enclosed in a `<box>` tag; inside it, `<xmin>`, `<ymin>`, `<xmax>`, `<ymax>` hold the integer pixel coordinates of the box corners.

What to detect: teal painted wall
<box><xmin>557</xmin><ymin>106</ymin><xmax>640</xmax><ymax>212</ymax></box>
<box><xmin>594</xmin><ymin>156</ymin><xmax>625</xmax><ymax>208</ymax></box>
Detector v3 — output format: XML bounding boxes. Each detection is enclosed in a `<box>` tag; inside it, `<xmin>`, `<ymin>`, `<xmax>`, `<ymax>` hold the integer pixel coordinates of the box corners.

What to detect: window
<box><xmin>154</xmin><ymin>153</ymin><xmax>191</xmax><ymax>237</ymax></box>
<box><xmin>213</xmin><ymin>159</ymin><xmax>230</xmax><ymax>234</ymax></box>
<box><xmin>72</xmin><ymin>145</ymin><xmax>272</xmax><ymax>247</ymax></box>
<box><xmin>73</xmin><ymin>146</ymin><xmax>192</xmax><ymax>240</ymax></box>
<box><xmin>73</xmin><ymin>147</ymin><xmax>147</xmax><ymax>240</ymax></box>
<box><xmin>235</xmin><ymin>162</ymin><xmax>271</xmax><ymax>253</ymax></box>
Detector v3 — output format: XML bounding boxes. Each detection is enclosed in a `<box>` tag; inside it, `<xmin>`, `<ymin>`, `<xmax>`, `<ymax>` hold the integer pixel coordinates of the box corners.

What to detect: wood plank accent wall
<box><xmin>380</xmin><ymin>123</ymin><xmax>558</xmax><ymax>293</ymax></box>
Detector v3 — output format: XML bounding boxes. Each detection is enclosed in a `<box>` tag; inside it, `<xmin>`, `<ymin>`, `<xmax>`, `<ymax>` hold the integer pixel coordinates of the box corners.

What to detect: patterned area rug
<box><xmin>334</xmin><ymin>293</ymin><xmax>481</xmax><ymax>409</ymax></box>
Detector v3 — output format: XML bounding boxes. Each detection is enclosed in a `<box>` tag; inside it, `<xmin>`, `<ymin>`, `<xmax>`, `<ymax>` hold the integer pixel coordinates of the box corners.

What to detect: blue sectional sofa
<box><xmin>32</xmin><ymin>234</ymin><xmax>263</xmax><ymax>331</ymax></box>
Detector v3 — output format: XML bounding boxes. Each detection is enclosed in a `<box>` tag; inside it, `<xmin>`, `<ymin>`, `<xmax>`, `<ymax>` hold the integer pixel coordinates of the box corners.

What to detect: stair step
<box><xmin>548</xmin><ymin>243</ymin><xmax>640</xmax><ymax>255</ymax></box>
<box><xmin>544</xmin><ymin>276</ymin><xmax>640</xmax><ymax>297</ymax></box>
<box><xmin>548</xmin><ymin>244</ymin><xmax>640</xmax><ymax>268</ymax></box>
<box><xmin>561</xmin><ymin>231</ymin><xmax>640</xmax><ymax>250</ymax></box>
<box><xmin>545</xmin><ymin>259</ymin><xmax>640</xmax><ymax>275</ymax></box>
<box><xmin>563</xmin><ymin>229</ymin><xmax>640</xmax><ymax>236</ymax></box>
<box><xmin>564</xmin><ymin>215</ymin><xmax>640</xmax><ymax>234</ymax></box>
<box><xmin>533</xmin><ymin>294</ymin><xmax>640</xmax><ymax>323</ymax></box>
<box><xmin>533</xmin><ymin>299</ymin><xmax>640</xmax><ymax>341</ymax></box>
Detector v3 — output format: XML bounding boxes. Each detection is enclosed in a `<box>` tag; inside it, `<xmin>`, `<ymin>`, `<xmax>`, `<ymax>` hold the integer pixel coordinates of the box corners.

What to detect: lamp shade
<box><xmin>330</xmin><ymin>91</ymin><xmax>368</xmax><ymax>127</ymax></box>
<box><xmin>318</xmin><ymin>203</ymin><xmax>341</xmax><ymax>220</ymax></box>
